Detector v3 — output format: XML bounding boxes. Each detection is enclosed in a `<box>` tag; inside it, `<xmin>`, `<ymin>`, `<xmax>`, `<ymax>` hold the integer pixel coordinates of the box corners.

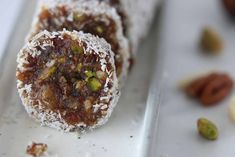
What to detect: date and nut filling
<box><xmin>185</xmin><ymin>73</ymin><xmax>233</xmax><ymax>106</ymax></box>
<box><xmin>35</xmin><ymin>6</ymin><xmax>123</xmax><ymax>76</ymax></box>
<box><xmin>17</xmin><ymin>35</ymin><xmax>114</xmax><ymax>126</ymax></box>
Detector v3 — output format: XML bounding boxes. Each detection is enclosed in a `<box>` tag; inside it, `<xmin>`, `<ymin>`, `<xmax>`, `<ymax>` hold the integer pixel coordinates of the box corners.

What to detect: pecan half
<box><xmin>185</xmin><ymin>73</ymin><xmax>233</xmax><ymax>106</ymax></box>
<box><xmin>222</xmin><ymin>0</ymin><xmax>235</xmax><ymax>19</ymax></box>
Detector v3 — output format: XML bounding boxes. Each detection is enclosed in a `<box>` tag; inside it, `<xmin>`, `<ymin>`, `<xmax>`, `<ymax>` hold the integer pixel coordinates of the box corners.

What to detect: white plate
<box><xmin>0</xmin><ymin>1</ymin><xmax>161</xmax><ymax>157</ymax></box>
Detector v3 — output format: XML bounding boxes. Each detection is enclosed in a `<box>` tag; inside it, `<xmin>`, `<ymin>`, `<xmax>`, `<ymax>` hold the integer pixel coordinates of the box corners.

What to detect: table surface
<box><xmin>0</xmin><ymin>0</ymin><xmax>23</xmax><ymax>59</ymax></box>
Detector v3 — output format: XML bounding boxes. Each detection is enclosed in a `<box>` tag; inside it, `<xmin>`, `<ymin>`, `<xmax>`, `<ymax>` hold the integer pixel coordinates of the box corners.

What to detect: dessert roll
<box><xmin>100</xmin><ymin>0</ymin><xmax>159</xmax><ymax>54</ymax></box>
<box><xmin>30</xmin><ymin>0</ymin><xmax>129</xmax><ymax>83</ymax></box>
<box><xmin>16</xmin><ymin>30</ymin><xmax>120</xmax><ymax>132</ymax></box>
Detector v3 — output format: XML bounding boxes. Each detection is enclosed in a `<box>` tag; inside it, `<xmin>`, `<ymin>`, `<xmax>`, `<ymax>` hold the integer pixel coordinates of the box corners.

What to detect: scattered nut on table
<box><xmin>228</xmin><ymin>96</ymin><xmax>235</xmax><ymax>122</ymax></box>
<box><xmin>199</xmin><ymin>27</ymin><xmax>223</xmax><ymax>54</ymax></box>
<box><xmin>197</xmin><ymin>118</ymin><xmax>218</xmax><ymax>140</ymax></box>
<box><xmin>26</xmin><ymin>142</ymin><xmax>48</xmax><ymax>157</ymax></box>
<box><xmin>185</xmin><ymin>72</ymin><xmax>233</xmax><ymax>106</ymax></box>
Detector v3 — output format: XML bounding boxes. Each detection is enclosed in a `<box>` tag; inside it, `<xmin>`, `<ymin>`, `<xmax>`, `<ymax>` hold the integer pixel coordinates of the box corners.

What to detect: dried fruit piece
<box><xmin>41</xmin><ymin>85</ymin><xmax>57</xmax><ymax>109</ymax></box>
<box><xmin>185</xmin><ymin>73</ymin><xmax>233</xmax><ymax>106</ymax></box>
<box><xmin>197</xmin><ymin>118</ymin><xmax>218</xmax><ymax>140</ymax></box>
<box><xmin>96</xmin><ymin>70</ymin><xmax>107</xmax><ymax>80</ymax></box>
<box><xmin>87</xmin><ymin>77</ymin><xmax>102</xmax><ymax>91</ymax></box>
<box><xmin>26</xmin><ymin>142</ymin><xmax>48</xmax><ymax>157</ymax></box>
<box><xmin>39</xmin><ymin>66</ymin><xmax>57</xmax><ymax>80</ymax></box>
<box><xmin>75</xmin><ymin>80</ymin><xmax>86</xmax><ymax>91</ymax></box>
<box><xmin>200</xmin><ymin>27</ymin><xmax>223</xmax><ymax>53</ymax></box>
<box><xmin>222</xmin><ymin>0</ymin><xmax>235</xmax><ymax>19</ymax></box>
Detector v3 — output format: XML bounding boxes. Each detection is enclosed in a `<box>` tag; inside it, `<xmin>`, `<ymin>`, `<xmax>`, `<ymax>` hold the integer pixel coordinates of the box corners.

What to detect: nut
<box><xmin>200</xmin><ymin>27</ymin><xmax>223</xmax><ymax>53</ymax></box>
<box><xmin>70</xmin><ymin>42</ymin><xmax>84</xmax><ymax>54</ymax></box>
<box><xmin>75</xmin><ymin>80</ymin><xmax>86</xmax><ymax>91</ymax></box>
<box><xmin>26</xmin><ymin>142</ymin><xmax>48</xmax><ymax>157</ymax></box>
<box><xmin>197</xmin><ymin>118</ymin><xmax>218</xmax><ymax>140</ymax></box>
<box><xmin>39</xmin><ymin>66</ymin><xmax>57</xmax><ymax>80</ymax></box>
<box><xmin>96</xmin><ymin>70</ymin><xmax>107</xmax><ymax>80</ymax></box>
<box><xmin>87</xmin><ymin>77</ymin><xmax>102</xmax><ymax>92</ymax></box>
<box><xmin>222</xmin><ymin>0</ymin><xmax>235</xmax><ymax>19</ymax></box>
<box><xmin>96</xmin><ymin>26</ymin><xmax>104</xmax><ymax>34</ymax></box>
<box><xmin>228</xmin><ymin>96</ymin><xmax>235</xmax><ymax>121</ymax></box>
<box><xmin>185</xmin><ymin>73</ymin><xmax>233</xmax><ymax>106</ymax></box>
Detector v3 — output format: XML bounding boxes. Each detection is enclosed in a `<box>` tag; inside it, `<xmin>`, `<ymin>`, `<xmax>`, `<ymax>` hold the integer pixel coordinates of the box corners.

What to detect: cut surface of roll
<box><xmin>30</xmin><ymin>0</ymin><xmax>129</xmax><ymax>83</ymax></box>
<box><xmin>17</xmin><ymin>30</ymin><xmax>120</xmax><ymax>132</ymax></box>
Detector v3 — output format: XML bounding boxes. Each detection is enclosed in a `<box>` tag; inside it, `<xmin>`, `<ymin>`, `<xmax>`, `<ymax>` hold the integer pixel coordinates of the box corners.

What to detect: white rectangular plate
<box><xmin>0</xmin><ymin>1</ymin><xmax>161</xmax><ymax>157</ymax></box>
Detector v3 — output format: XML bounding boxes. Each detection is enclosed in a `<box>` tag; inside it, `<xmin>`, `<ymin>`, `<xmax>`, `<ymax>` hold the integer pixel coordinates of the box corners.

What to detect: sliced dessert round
<box><xmin>30</xmin><ymin>0</ymin><xmax>129</xmax><ymax>83</ymax></box>
<box><xmin>17</xmin><ymin>30</ymin><xmax>120</xmax><ymax>132</ymax></box>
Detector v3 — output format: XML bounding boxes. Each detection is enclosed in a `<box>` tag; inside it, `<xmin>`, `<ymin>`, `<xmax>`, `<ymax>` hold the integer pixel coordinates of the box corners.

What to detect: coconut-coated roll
<box><xmin>99</xmin><ymin>0</ymin><xmax>159</xmax><ymax>54</ymax></box>
<box><xmin>17</xmin><ymin>30</ymin><xmax>120</xmax><ymax>132</ymax></box>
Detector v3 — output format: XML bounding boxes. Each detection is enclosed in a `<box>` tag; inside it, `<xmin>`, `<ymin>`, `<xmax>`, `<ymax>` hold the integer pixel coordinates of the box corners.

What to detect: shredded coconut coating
<box><xmin>17</xmin><ymin>30</ymin><xmax>120</xmax><ymax>132</ymax></box>
<box><xmin>29</xmin><ymin>0</ymin><xmax>130</xmax><ymax>84</ymax></box>
<box><xmin>109</xmin><ymin>0</ymin><xmax>159</xmax><ymax>54</ymax></box>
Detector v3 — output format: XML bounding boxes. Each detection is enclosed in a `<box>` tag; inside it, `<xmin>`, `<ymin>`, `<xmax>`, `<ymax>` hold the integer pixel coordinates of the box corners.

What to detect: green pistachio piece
<box><xmin>96</xmin><ymin>26</ymin><xmax>104</xmax><ymax>34</ymax></box>
<box><xmin>87</xmin><ymin>77</ymin><xmax>102</xmax><ymax>92</ymax></box>
<box><xmin>85</xmin><ymin>70</ymin><xmax>95</xmax><ymax>78</ymax></box>
<box><xmin>39</xmin><ymin>66</ymin><xmax>57</xmax><ymax>80</ymax></box>
<box><xmin>58</xmin><ymin>57</ymin><xmax>66</xmax><ymax>63</ymax></box>
<box><xmin>76</xmin><ymin>63</ymin><xmax>82</xmax><ymax>72</ymax></box>
<box><xmin>71</xmin><ymin>43</ymin><xmax>84</xmax><ymax>54</ymax></box>
<box><xmin>197</xmin><ymin>118</ymin><xmax>218</xmax><ymax>140</ymax></box>
<box><xmin>73</xmin><ymin>13</ymin><xmax>84</xmax><ymax>22</ymax></box>
<box><xmin>200</xmin><ymin>27</ymin><xmax>223</xmax><ymax>53</ymax></box>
